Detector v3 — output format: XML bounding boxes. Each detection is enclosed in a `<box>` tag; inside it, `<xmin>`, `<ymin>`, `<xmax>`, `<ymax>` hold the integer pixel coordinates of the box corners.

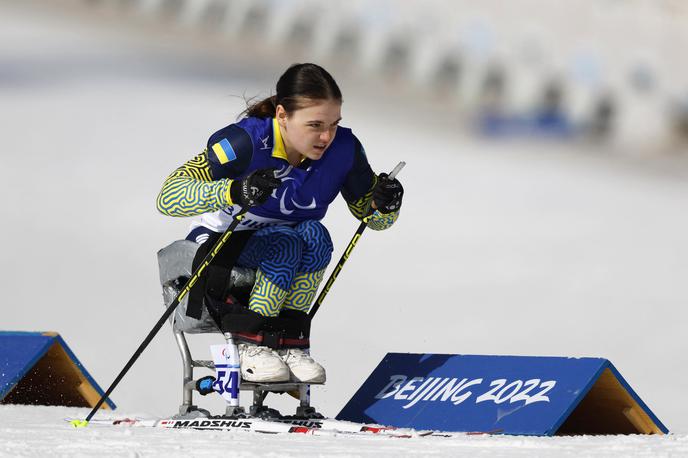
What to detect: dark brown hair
<box><xmin>244</xmin><ymin>63</ymin><xmax>342</xmax><ymax>118</ymax></box>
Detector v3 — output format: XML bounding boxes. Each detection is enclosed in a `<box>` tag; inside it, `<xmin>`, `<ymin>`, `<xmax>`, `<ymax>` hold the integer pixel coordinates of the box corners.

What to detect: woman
<box><xmin>156</xmin><ymin>63</ymin><xmax>403</xmax><ymax>385</ymax></box>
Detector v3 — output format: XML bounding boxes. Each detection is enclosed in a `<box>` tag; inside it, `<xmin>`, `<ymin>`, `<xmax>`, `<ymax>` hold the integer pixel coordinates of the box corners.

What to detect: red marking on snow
<box><xmin>361</xmin><ymin>426</ymin><xmax>395</xmax><ymax>434</ymax></box>
<box><xmin>113</xmin><ymin>418</ymin><xmax>137</xmax><ymax>425</ymax></box>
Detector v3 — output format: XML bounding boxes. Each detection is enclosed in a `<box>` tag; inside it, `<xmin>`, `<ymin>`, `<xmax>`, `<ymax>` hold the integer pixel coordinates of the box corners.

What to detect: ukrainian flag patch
<box><xmin>211</xmin><ymin>138</ymin><xmax>237</xmax><ymax>164</ymax></box>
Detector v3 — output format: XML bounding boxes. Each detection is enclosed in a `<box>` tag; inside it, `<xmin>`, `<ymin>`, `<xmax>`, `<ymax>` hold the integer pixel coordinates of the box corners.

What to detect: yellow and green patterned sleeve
<box><xmin>156</xmin><ymin>150</ymin><xmax>234</xmax><ymax>217</ymax></box>
<box><xmin>366</xmin><ymin>208</ymin><xmax>400</xmax><ymax>231</ymax></box>
<box><xmin>345</xmin><ymin>175</ymin><xmax>375</xmax><ymax>221</ymax></box>
<box><xmin>345</xmin><ymin>175</ymin><xmax>400</xmax><ymax>231</ymax></box>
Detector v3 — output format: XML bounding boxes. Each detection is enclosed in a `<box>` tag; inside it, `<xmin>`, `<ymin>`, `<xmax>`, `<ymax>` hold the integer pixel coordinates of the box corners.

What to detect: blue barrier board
<box><xmin>337</xmin><ymin>353</ymin><xmax>666</xmax><ymax>435</ymax></box>
<box><xmin>0</xmin><ymin>331</ymin><xmax>115</xmax><ymax>409</ymax></box>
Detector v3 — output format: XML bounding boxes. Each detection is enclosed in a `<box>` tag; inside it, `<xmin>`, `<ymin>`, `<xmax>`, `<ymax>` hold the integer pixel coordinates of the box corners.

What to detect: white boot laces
<box><xmin>240</xmin><ymin>344</ymin><xmax>275</xmax><ymax>358</ymax></box>
<box><xmin>282</xmin><ymin>348</ymin><xmax>313</xmax><ymax>364</ymax></box>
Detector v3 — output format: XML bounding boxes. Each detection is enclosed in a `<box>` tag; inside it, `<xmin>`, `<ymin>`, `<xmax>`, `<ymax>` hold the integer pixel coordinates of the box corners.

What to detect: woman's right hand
<box><xmin>230</xmin><ymin>168</ymin><xmax>282</xmax><ymax>208</ymax></box>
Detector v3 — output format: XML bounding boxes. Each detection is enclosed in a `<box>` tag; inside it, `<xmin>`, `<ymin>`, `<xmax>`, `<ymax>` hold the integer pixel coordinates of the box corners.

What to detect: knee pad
<box><xmin>295</xmin><ymin>220</ymin><xmax>333</xmax><ymax>272</ymax></box>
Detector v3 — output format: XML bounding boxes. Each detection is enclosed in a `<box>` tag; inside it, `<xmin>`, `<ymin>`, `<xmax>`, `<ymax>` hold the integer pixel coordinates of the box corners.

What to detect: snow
<box><xmin>1</xmin><ymin>1</ymin><xmax>688</xmax><ymax>456</ymax></box>
<box><xmin>2</xmin><ymin>405</ymin><xmax>688</xmax><ymax>457</ymax></box>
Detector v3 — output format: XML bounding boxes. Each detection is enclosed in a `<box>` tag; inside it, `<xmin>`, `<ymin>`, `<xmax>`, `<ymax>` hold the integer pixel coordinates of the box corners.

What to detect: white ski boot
<box><xmin>279</xmin><ymin>348</ymin><xmax>326</xmax><ymax>383</ymax></box>
<box><xmin>238</xmin><ymin>343</ymin><xmax>290</xmax><ymax>383</ymax></box>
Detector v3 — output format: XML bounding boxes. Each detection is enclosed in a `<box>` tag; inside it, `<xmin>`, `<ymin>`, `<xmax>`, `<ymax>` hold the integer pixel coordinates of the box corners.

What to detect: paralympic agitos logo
<box><xmin>272</xmin><ymin>166</ymin><xmax>316</xmax><ymax>215</ymax></box>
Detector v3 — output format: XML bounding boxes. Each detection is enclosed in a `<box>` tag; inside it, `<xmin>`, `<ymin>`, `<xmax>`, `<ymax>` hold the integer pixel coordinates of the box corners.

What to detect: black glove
<box><xmin>230</xmin><ymin>168</ymin><xmax>281</xmax><ymax>208</ymax></box>
<box><xmin>372</xmin><ymin>173</ymin><xmax>404</xmax><ymax>214</ymax></box>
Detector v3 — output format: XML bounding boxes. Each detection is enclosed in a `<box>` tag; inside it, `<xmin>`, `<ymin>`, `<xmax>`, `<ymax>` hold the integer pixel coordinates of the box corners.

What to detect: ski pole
<box><xmin>71</xmin><ymin>208</ymin><xmax>247</xmax><ymax>428</ymax></box>
<box><xmin>308</xmin><ymin>161</ymin><xmax>405</xmax><ymax>319</ymax></box>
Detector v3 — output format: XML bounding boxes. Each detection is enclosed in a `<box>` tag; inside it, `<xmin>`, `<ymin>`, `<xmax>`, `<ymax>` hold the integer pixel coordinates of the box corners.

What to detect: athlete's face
<box><xmin>276</xmin><ymin>99</ymin><xmax>342</xmax><ymax>162</ymax></box>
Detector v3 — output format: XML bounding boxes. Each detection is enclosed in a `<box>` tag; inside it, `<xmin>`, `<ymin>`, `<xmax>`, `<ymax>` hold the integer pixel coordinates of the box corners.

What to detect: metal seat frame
<box><xmin>173</xmin><ymin>327</ymin><xmax>320</xmax><ymax>418</ymax></box>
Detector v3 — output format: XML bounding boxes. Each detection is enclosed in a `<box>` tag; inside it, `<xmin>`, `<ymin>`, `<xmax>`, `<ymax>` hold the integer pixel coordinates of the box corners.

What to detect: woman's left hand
<box><xmin>372</xmin><ymin>173</ymin><xmax>404</xmax><ymax>213</ymax></box>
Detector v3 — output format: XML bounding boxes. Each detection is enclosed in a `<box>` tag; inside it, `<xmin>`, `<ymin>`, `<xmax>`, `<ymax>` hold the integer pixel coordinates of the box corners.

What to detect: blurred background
<box><xmin>2</xmin><ymin>0</ymin><xmax>687</xmax><ymax>432</ymax></box>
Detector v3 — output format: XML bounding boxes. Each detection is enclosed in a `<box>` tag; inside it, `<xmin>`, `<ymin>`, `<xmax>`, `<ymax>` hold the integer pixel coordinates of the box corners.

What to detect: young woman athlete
<box><xmin>156</xmin><ymin>63</ymin><xmax>403</xmax><ymax>384</ymax></box>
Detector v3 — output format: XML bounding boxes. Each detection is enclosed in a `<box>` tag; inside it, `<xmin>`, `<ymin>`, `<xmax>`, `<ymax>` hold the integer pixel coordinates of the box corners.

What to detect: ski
<box><xmin>277</xmin><ymin>417</ymin><xmax>430</xmax><ymax>437</ymax></box>
<box><xmin>65</xmin><ymin>416</ymin><xmax>441</xmax><ymax>438</ymax></box>
<box><xmin>76</xmin><ymin>417</ymin><xmax>310</xmax><ymax>435</ymax></box>
<box><xmin>277</xmin><ymin>417</ymin><xmax>475</xmax><ymax>437</ymax></box>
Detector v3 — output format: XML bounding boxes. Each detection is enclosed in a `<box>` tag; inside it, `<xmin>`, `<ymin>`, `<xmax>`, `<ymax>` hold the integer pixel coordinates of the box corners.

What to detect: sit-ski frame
<box><xmin>173</xmin><ymin>327</ymin><xmax>321</xmax><ymax>418</ymax></box>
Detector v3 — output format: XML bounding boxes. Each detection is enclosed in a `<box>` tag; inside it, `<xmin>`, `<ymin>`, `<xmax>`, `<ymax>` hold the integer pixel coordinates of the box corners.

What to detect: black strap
<box><xmin>186</xmin><ymin>230</ymin><xmax>254</xmax><ymax>319</ymax></box>
<box><xmin>221</xmin><ymin>308</ymin><xmax>312</xmax><ymax>349</ymax></box>
<box><xmin>205</xmin><ymin>265</ymin><xmax>232</xmax><ymax>302</ymax></box>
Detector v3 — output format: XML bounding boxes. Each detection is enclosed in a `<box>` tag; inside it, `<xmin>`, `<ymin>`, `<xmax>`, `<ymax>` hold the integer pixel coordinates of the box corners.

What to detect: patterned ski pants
<box><xmin>235</xmin><ymin>221</ymin><xmax>333</xmax><ymax>317</ymax></box>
